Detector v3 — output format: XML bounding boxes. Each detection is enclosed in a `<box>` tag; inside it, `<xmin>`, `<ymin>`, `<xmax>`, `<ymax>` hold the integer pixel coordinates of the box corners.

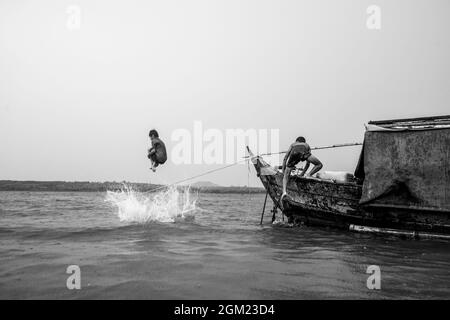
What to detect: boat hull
<box><xmin>253</xmin><ymin>157</ymin><xmax>450</xmax><ymax>238</ymax></box>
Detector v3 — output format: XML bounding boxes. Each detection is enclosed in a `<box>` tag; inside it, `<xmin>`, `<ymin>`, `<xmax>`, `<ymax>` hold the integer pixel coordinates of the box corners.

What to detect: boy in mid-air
<box><xmin>147</xmin><ymin>129</ymin><xmax>167</xmax><ymax>172</ymax></box>
<box><xmin>281</xmin><ymin>136</ymin><xmax>323</xmax><ymax>199</ymax></box>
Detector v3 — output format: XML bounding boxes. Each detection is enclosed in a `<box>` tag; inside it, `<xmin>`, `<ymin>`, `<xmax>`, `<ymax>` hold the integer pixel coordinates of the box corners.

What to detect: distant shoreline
<box><xmin>0</xmin><ymin>180</ymin><xmax>265</xmax><ymax>194</ymax></box>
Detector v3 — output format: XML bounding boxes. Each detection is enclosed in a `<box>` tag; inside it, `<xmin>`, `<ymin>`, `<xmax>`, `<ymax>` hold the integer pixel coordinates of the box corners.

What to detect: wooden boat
<box><xmin>249</xmin><ymin>115</ymin><xmax>450</xmax><ymax>239</ymax></box>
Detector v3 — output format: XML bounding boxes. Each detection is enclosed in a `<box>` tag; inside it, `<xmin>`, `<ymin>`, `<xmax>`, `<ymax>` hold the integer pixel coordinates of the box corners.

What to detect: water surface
<box><xmin>0</xmin><ymin>190</ymin><xmax>449</xmax><ymax>299</ymax></box>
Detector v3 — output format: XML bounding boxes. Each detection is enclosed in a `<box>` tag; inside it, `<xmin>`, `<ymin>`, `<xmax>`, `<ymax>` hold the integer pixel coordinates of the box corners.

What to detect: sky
<box><xmin>0</xmin><ymin>0</ymin><xmax>449</xmax><ymax>186</ymax></box>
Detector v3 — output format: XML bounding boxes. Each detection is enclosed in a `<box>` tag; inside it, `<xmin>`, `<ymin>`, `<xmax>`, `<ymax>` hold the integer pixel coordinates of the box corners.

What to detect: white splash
<box><xmin>105</xmin><ymin>185</ymin><xmax>197</xmax><ymax>223</ymax></box>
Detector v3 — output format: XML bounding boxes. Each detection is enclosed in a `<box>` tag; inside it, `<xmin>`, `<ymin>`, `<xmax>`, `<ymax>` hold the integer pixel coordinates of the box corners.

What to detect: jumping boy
<box><xmin>147</xmin><ymin>129</ymin><xmax>167</xmax><ymax>172</ymax></box>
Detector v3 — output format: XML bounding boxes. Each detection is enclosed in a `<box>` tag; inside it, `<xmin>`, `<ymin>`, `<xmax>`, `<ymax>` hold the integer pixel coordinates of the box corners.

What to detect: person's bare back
<box><xmin>281</xmin><ymin>136</ymin><xmax>323</xmax><ymax>201</ymax></box>
<box><xmin>147</xmin><ymin>129</ymin><xmax>167</xmax><ymax>172</ymax></box>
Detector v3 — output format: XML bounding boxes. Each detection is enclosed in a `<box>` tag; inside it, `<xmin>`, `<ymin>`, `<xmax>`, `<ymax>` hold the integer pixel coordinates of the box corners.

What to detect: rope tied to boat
<box><xmin>147</xmin><ymin>141</ymin><xmax>363</xmax><ymax>193</ymax></box>
<box><xmin>242</xmin><ymin>142</ymin><xmax>363</xmax><ymax>158</ymax></box>
<box><xmin>147</xmin><ymin>158</ymin><xmax>250</xmax><ymax>193</ymax></box>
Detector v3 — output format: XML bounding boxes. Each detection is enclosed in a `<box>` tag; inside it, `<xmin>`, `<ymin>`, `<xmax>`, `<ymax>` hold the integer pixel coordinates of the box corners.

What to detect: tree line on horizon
<box><xmin>0</xmin><ymin>180</ymin><xmax>264</xmax><ymax>193</ymax></box>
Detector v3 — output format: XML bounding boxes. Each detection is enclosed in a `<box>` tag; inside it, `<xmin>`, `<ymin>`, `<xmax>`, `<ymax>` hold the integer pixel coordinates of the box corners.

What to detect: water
<box><xmin>0</xmin><ymin>189</ymin><xmax>449</xmax><ymax>299</ymax></box>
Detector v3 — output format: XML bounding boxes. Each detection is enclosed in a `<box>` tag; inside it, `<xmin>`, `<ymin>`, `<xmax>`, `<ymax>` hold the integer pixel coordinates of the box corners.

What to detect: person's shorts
<box><xmin>286</xmin><ymin>152</ymin><xmax>311</xmax><ymax>168</ymax></box>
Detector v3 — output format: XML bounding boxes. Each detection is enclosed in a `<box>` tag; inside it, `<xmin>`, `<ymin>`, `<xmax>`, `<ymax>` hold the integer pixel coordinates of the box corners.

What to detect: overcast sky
<box><xmin>1</xmin><ymin>0</ymin><xmax>449</xmax><ymax>186</ymax></box>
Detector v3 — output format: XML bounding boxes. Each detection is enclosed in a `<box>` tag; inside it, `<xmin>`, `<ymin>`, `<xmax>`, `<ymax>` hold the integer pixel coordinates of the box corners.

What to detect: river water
<box><xmin>0</xmin><ymin>188</ymin><xmax>449</xmax><ymax>299</ymax></box>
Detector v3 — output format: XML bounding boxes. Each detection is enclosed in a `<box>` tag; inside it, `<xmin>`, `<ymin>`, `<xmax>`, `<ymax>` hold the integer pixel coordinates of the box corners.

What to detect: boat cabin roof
<box><xmin>368</xmin><ymin>115</ymin><xmax>450</xmax><ymax>129</ymax></box>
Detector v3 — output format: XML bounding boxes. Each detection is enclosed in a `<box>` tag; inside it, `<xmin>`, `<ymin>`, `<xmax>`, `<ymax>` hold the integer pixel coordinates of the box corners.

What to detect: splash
<box><xmin>105</xmin><ymin>184</ymin><xmax>197</xmax><ymax>224</ymax></box>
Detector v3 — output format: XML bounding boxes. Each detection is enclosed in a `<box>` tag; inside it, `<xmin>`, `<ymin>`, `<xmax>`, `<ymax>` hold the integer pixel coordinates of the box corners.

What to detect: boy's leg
<box><xmin>306</xmin><ymin>155</ymin><xmax>323</xmax><ymax>176</ymax></box>
<box><xmin>149</xmin><ymin>154</ymin><xmax>158</xmax><ymax>171</ymax></box>
<box><xmin>155</xmin><ymin>153</ymin><xmax>165</xmax><ymax>166</ymax></box>
<box><xmin>282</xmin><ymin>153</ymin><xmax>298</xmax><ymax>198</ymax></box>
<box><xmin>282</xmin><ymin>166</ymin><xmax>292</xmax><ymax>197</ymax></box>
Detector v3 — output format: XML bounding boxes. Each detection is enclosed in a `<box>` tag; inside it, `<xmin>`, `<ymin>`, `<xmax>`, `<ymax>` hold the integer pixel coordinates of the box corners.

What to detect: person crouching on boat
<box><xmin>281</xmin><ymin>136</ymin><xmax>323</xmax><ymax>199</ymax></box>
<box><xmin>147</xmin><ymin>129</ymin><xmax>167</xmax><ymax>172</ymax></box>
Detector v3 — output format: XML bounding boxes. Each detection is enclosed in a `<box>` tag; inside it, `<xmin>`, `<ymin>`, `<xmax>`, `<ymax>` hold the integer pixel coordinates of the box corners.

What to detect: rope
<box><xmin>147</xmin><ymin>158</ymin><xmax>249</xmax><ymax>193</ymax></box>
<box><xmin>146</xmin><ymin>142</ymin><xmax>362</xmax><ymax>193</ymax></box>
<box><xmin>242</xmin><ymin>142</ymin><xmax>362</xmax><ymax>158</ymax></box>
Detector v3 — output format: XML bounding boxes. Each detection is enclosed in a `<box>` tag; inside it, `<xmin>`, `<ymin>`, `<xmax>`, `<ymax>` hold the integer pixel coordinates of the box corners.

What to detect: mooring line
<box><xmin>147</xmin><ymin>142</ymin><xmax>362</xmax><ymax>193</ymax></box>
<box><xmin>242</xmin><ymin>142</ymin><xmax>363</xmax><ymax>159</ymax></box>
<box><xmin>147</xmin><ymin>158</ymin><xmax>249</xmax><ymax>193</ymax></box>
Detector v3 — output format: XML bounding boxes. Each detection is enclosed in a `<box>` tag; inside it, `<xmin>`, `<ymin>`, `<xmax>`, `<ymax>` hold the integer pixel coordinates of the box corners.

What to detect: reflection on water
<box><xmin>0</xmin><ymin>191</ymin><xmax>449</xmax><ymax>299</ymax></box>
